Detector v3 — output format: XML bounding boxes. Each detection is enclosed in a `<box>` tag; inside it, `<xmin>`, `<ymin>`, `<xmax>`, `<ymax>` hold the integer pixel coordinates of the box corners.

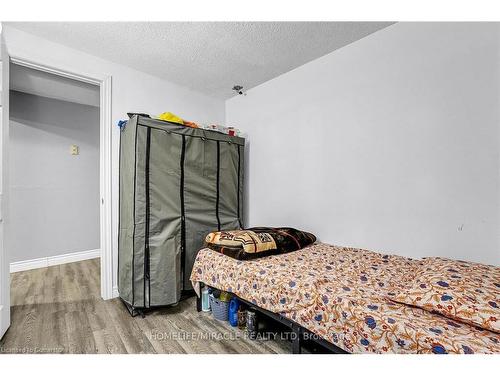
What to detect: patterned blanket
<box><xmin>190</xmin><ymin>243</ymin><xmax>500</xmax><ymax>354</ymax></box>
<box><xmin>205</xmin><ymin>227</ymin><xmax>316</xmax><ymax>260</ymax></box>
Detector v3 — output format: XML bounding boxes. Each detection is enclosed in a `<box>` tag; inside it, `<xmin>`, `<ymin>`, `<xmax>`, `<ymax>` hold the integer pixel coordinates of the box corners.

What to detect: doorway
<box><xmin>10</xmin><ymin>63</ymin><xmax>101</xmax><ymax>268</ymax></box>
<box><xmin>7</xmin><ymin>57</ymin><xmax>113</xmax><ymax>298</ymax></box>
<box><xmin>4</xmin><ymin>57</ymin><xmax>116</xmax><ymax>312</ymax></box>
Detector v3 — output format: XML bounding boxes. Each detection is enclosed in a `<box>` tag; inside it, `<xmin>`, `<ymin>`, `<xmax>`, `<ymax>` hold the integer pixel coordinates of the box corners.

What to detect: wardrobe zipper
<box><xmin>144</xmin><ymin>127</ymin><xmax>152</xmax><ymax>308</ymax></box>
<box><xmin>216</xmin><ymin>141</ymin><xmax>221</xmax><ymax>231</ymax></box>
<box><xmin>180</xmin><ymin>135</ymin><xmax>187</xmax><ymax>291</ymax></box>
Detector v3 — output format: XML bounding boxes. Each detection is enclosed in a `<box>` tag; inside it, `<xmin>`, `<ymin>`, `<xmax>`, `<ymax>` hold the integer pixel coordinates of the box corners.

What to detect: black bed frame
<box><xmin>195</xmin><ymin>282</ymin><xmax>348</xmax><ymax>354</ymax></box>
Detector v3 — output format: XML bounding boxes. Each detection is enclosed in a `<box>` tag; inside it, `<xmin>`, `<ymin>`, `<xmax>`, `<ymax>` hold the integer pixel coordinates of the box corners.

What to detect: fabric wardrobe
<box><xmin>118</xmin><ymin>114</ymin><xmax>245</xmax><ymax>313</ymax></box>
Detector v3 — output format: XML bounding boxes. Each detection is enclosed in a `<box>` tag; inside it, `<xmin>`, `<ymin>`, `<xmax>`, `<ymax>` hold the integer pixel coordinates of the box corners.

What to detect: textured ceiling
<box><xmin>6</xmin><ymin>22</ymin><xmax>394</xmax><ymax>99</ymax></box>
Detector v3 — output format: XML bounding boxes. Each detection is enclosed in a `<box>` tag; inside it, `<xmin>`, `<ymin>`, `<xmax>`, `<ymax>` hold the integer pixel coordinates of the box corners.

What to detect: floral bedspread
<box><xmin>190</xmin><ymin>243</ymin><xmax>500</xmax><ymax>354</ymax></box>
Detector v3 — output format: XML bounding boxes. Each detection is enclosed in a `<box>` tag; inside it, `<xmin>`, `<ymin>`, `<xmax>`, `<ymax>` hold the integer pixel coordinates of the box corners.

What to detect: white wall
<box><xmin>10</xmin><ymin>63</ymin><xmax>100</xmax><ymax>107</ymax></box>
<box><xmin>10</xmin><ymin>91</ymin><xmax>99</xmax><ymax>262</ymax></box>
<box><xmin>226</xmin><ymin>22</ymin><xmax>500</xmax><ymax>266</ymax></box>
<box><xmin>3</xmin><ymin>25</ymin><xmax>225</xmax><ymax>292</ymax></box>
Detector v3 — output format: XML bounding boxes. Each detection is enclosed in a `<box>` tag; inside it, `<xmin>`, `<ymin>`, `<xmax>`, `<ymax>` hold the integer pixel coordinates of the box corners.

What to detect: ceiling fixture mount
<box><xmin>232</xmin><ymin>85</ymin><xmax>245</xmax><ymax>95</ymax></box>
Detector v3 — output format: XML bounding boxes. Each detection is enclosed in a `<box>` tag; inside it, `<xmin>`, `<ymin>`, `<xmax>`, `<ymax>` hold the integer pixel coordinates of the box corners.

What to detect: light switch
<box><xmin>71</xmin><ymin>145</ymin><xmax>79</xmax><ymax>155</ymax></box>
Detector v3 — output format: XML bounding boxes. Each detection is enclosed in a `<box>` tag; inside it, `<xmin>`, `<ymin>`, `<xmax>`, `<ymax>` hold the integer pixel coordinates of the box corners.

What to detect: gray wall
<box><xmin>9</xmin><ymin>91</ymin><xmax>100</xmax><ymax>262</ymax></box>
<box><xmin>226</xmin><ymin>22</ymin><xmax>500</xmax><ymax>265</ymax></box>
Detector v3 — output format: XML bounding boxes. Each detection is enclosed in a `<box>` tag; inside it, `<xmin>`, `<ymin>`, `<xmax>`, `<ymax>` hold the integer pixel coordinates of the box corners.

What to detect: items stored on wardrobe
<box><xmin>156</xmin><ymin>111</ymin><xmax>185</xmax><ymax>125</ymax></box>
<box><xmin>155</xmin><ymin>111</ymin><xmax>200</xmax><ymax>129</ymax></box>
<box><xmin>118</xmin><ymin>112</ymin><xmax>243</xmax><ymax>136</ymax></box>
<box><xmin>118</xmin><ymin>113</ymin><xmax>245</xmax><ymax>315</ymax></box>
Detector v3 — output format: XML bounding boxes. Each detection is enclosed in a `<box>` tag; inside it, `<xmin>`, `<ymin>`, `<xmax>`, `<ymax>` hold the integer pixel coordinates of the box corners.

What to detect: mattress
<box><xmin>190</xmin><ymin>243</ymin><xmax>500</xmax><ymax>354</ymax></box>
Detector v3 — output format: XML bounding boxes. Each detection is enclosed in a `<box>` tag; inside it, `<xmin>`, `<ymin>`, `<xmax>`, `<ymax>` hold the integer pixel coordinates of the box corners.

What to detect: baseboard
<box><xmin>112</xmin><ymin>286</ymin><xmax>119</xmax><ymax>299</ymax></box>
<box><xmin>10</xmin><ymin>249</ymin><xmax>101</xmax><ymax>273</ymax></box>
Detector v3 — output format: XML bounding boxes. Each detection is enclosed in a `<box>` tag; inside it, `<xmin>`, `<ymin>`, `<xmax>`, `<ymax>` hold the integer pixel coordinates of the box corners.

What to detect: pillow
<box><xmin>205</xmin><ymin>227</ymin><xmax>316</xmax><ymax>260</ymax></box>
<box><xmin>388</xmin><ymin>257</ymin><xmax>500</xmax><ymax>333</ymax></box>
<box><xmin>206</xmin><ymin>230</ymin><xmax>278</xmax><ymax>255</ymax></box>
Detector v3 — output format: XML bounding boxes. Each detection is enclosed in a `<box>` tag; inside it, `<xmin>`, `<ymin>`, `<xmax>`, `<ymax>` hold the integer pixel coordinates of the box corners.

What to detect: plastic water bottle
<box><xmin>201</xmin><ymin>287</ymin><xmax>210</xmax><ymax>312</ymax></box>
<box><xmin>246</xmin><ymin>310</ymin><xmax>257</xmax><ymax>339</ymax></box>
<box><xmin>228</xmin><ymin>298</ymin><xmax>240</xmax><ymax>327</ymax></box>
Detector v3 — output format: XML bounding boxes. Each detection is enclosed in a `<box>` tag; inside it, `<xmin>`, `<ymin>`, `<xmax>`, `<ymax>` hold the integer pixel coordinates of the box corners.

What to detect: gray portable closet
<box><xmin>118</xmin><ymin>114</ymin><xmax>244</xmax><ymax>314</ymax></box>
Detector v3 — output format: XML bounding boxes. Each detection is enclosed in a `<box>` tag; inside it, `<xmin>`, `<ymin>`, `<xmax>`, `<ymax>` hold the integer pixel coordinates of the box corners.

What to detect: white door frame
<box><xmin>9</xmin><ymin>56</ymin><xmax>114</xmax><ymax>300</ymax></box>
<box><xmin>1</xmin><ymin>30</ymin><xmax>12</xmax><ymax>339</ymax></box>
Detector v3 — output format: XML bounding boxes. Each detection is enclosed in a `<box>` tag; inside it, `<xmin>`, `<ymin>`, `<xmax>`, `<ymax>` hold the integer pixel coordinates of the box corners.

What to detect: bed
<box><xmin>190</xmin><ymin>243</ymin><xmax>500</xmax><ymax>354</ymax></box>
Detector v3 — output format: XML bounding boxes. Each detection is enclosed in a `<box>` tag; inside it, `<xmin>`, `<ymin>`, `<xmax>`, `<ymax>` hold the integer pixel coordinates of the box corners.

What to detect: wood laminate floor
<box><xmin>0</xmin><ymin>259</ymin><xmax>290</xmax><ymax>354</ymax></box>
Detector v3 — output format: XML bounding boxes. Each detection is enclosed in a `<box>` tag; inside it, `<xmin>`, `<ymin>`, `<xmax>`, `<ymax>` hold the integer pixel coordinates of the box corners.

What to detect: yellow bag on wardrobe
<box><xmin>157</xmin><ymin>112</ymin><xmax>184</xmax><ymax>124</ymax></box>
